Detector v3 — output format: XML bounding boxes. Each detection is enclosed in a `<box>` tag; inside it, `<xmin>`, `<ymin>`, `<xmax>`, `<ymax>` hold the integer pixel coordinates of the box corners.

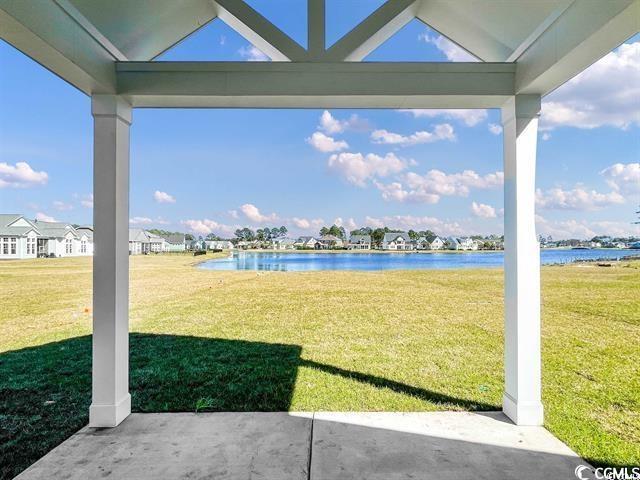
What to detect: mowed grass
<box><xmin>0</xmin><ymin>254</ymin><xmax>638</xmax><ymax>477</ymax></box>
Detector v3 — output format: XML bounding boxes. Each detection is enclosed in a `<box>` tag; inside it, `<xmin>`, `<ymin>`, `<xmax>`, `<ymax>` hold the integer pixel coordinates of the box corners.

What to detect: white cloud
<box><xmin>371</xmin><ymin>124</ymin><xmax>455</xmax><ymax>146</ymax></box>
<box><xmin>306</xmin><ymin>132</ymin><xmax>349</xmax><ymax>152</ymax></box>
<box><xmin>471</xmin><ymin>202</ymin><xmax>497</xmax><ymax>218</ymax></box>
<box><xmin>240</xmin><ymin>203</ymin><xmax>278</xmax><ymax>223</ymax></box>
<box><xmin>488</xmin><ymin>124</ymin><xmax>502</xmax><ymax>135</ymax></box>
<box><xmin>219</xmin><ymin>35</ymin><xmax>226</xmax><ymax>46</ymax></box>
<box><xmin>80</xmin><ymin>194</ymin><xmax>93</xmax><ymax>208</ymax></box>
<box><xmin>328</xmin><ymin>152</ymin><xmax>408</xmax><ymax>187</ymax></box>
<box><xmin>35</xmin><ymin>212</ymin><xmax>56</xmax><ymax>222</ymax></box>
<box><xmin>375</xmin><ymin>169</ymin><xmax>503</xmax><ymax>204</ymax></box>
<box><xmin>600</xmin><ymin>162</ymin><xmax>640</xmax><ymax>195</ymax></box>
<box><xmin>333</xmin><ymin>217</ymin><xmax>357</xmax><ymax>231</ymax></box>
<box><xmin>291</xmin><ymin>217</ymin><xmax>324</xmax><ymax>231</ymax></box>
<box><xmin>238</xmin><ymin>45</ymin><xmax>269</xmax><ymax>61</ymax></box>
<box><xmin>0</xmin><ymin>161</ymin><xmax>48</xmax><ymax>188</ymax></box>
<box><xmin>535</xmin><ymin>187</ymin><xmax>625</xmax><ymax>211</ymax></box>
<box><xmin>418</xmin><ymin>33</ymin><xmax>479</xmax><ymax>62</ymax></box>
<box><xmin>154</xmin><ymin>190</ymin><xmax>176</xmax><ymax>204</ymax></box>
<box><xmin>130</xmin><ymin>216</ymin><xmax>154</xmax><ymax>225</ymax></box>
<box><xmin>536</xmin><ymin>215</ymin><xmax>640</xmax><ymax>239</ymax></box>
<box><xmin>181</xmin><ymin>219</ymin><xmax>237</xmax><ymax>237</ymax></box>
<box><xmin>53</xmin><ymin>200</ymin><xmax>73</xmax><ymax>211</ymax></box>
<box><xmin>541</xmin><ymin>133</ymin><xmax>551</xmax><ymax>141</ymax></box>
<box><xmin>365</xmin><ymin>214</ymin><xmax>465</xmax><ymax>236</ymax></box>
<box><xmin>541</xmin><ymin>42</ymin><xmax>640</xmax><ymax>131</ymax></box>
<box><xmin>318</xmin><ymin>110</ymin><xmax>370</xmax><ymax>134</ymax></box>
<box><xmin>397</xmin><ymin>109</ymin><xmax>488</xmax><ymax>127</ymax></box>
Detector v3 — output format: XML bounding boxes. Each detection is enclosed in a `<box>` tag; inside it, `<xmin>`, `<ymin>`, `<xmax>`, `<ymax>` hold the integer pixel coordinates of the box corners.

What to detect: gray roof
<box><xmin>349</xmin><ymin>234</ymin><xmax>371</xmax><ymax>243</ymax></box>
<box><xmin>0</xmin><ymin>214</ymin><xmax>40</xmax><ymax>236</ymax></box>
<box><xmin>32</xmin><ymin>220</ymin><xmax>78</xmax><ymax>239</ymax></box>
<box><xmin>161</xmin><ymin>233</ymin><xmax>185</xmax><ymax>245</ymax></box>
<box><xmin>129</xmin><ymin>228</ymin><xmax>150</xmax><ymax>243</ymax></box>
<box><xmin>383</xmin><ymin>232</ymin><xmax>411</xmax><ymax>243</ymax></box>
<box><xmin>76</xmin><ymin>226</ymin><xmax>94</xmax><ymax>240</ymax></box>
<box><xmin>319</xmin><ymin>234</ymin><xmax>341</xmax><ymax>242</ymax></box>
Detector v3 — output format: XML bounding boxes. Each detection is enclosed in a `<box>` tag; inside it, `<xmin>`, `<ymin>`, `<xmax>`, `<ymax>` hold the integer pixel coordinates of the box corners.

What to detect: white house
<box><xmin>382</xmin><ymin>233</ymin><xmax>414</xmax><ymax>251</ymax></box>
<box><xmin>0</xmin><ymin>214</ymin><xmax>40</xmax><ymax>259</ymax></box>
<box><xmin>271</xmin><ymin>238</ymin><xmax>296</xmax><ymax>250</ymax></box>
<box><xmin>161</xmin><ymin>234</ymin><xmax>186</xmax><ymax>252</ymax></box>
<box><xmin>129</xmin><ymin>229</ymin><xmax>151</xmax><ymax>255</ymax></box>
<box><xmin>206</xmin><ymin>240</ymin><xmax>234</xmax><ymax>250</ymax></box>
<box><xmin>76</xmin><ymin>226</ymin><xmax>95</xmax><ymax>255</ymax></box>
<box><xmin>295</xmin><ymin>236</ymin><xmax>322</xmax><ymax>249</ymax></box>
<box><xmin>348</xmin><ymin>234</ymin><xmax>371</xmax><ymax>250</ymax></box>
<box><xmin>430</xmin><ymin>236</ymin><xmax>445</xmax><ymax>250</ymax></box>
<box><xmin>147</xmin><ymin>232</ymin><xmax>166</xmax><ymax>252</ymax></box>
<box><xmin>33</xmin><ymin>219</ymin><xmax>93</xmax><ymax>257</ymax></box>
<box><xmin>318</xmin><ymin>235</ymin><xmax>344</xmax><ymax>249</ymax></box>
<box><xmin>415</xmin><ymin>236</ymin><xmax>431</xmax><ymax>250</ymax></box>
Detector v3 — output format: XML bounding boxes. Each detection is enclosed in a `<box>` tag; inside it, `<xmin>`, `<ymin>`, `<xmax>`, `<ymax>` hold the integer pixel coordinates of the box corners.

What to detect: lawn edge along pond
<box><xmin>0</xmin><ymin>254</ymin><xmax>638</xmax><ymax>478</ymax></box>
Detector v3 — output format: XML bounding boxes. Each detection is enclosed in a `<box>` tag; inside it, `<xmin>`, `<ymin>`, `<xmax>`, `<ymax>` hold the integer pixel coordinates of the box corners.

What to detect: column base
<box><xmin>89</xmin><ymin>393</ymin><xmax>131</xmax><ymax>428</ymax></box>
<box><xmin>503</xmin><ymin>393</ymin><xmax>543</xmax><ymax>426</ymax></box>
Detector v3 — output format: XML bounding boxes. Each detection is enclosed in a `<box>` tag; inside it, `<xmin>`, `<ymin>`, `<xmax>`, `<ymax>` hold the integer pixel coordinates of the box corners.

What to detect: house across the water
<box><xmin>348</xmin><ymin>234</ymin><xmax>371</xmax><ymax>250</ymax></box>
<box><xmin>382</xmin><ymin>233</ymin><xmax>414</xmax><ymax>251</ymax></box>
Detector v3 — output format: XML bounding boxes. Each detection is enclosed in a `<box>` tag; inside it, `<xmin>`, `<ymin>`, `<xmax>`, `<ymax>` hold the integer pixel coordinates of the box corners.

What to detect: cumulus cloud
<box><xmin>471</xmin><ymin>202</ymin><xmax>497</xmax><ymax>218</ymax></box>
<box><xmin>53</xmin><ymin>200</ymin><xmax>73</xmax><ymax>211</ymax></box>
<box><xmin>80</xmin><ymin>194</ymin><xmax>93</xmax><ymax>208</ymax></box>
<box><xmin>365</xmin><ymin>214</ymin><xmax>465</xmax><ymax>236</ymax></box>
<box><xmin>333</xmin><ymin>217</ymin><xmax>358</xmax><ymax>231</ymax></box>
<box><xmin>375</xmin><ymin>169</ymin><xmax>503</xmax><ymax>204</ymax></box>
<box><xmin>318</xmin><ymin>110</ymin><xmax>370</xmax><ymax>134</ymax></box>
<box><xmin>397</xmin><ymin>109</ymin><xmax>488</xmax><ymax>127</ymax></box>
<box><xmin>181</xmin><ymin>219</ymin><xmax>237</xmax><ymax>237</ymax></box>
<box><xmin>370</xmin><ymin>124</ymin><xmax>455</xmax><ymax>146</ymax></box>
<box><xmin>240</xmin><ymin>203</ymin><xmax>278</xmax><ymax>223</ymax></box>
<box><xmin>306</xmin><ymin>132</ymin><xmax>349</xmax><ymax>152</ymax></box>
<box><xmin>536</xmin><ymin>215</ymin><xmax>640</xmax><ymax>239</ymax></box>
<box><xmin>129</xmin><ymin>217</ymin><xmax>154</xmax><ymax>225</ymax></box>
<box><xmin>238</xmin><ymin>45</ymin><xmax>269</xmax><ymax>61</ymax></box>
<box><xmin>488</xmin><ymin>124</ymin><xmax>502</xmax><ymax>135</ymax></box>
<box><xmin>291</xmin><ymin>217</ymin><xmax>324</xmax><ymax>231</ymax></box>
<box><xmin>35</xmin><ymin>212</ymin><xmax>56</xmax><ymax>222</ymax></box>
<box><xmin>541</xmin><ymin>42</ymin><xmax>640</xmax><ymax>130</ymax></box>
<box><xmin>0</xmin><ymin>161</ymin><xmax>48</xmax><ymax>188</ymax></box>
<box><xmin>154</xmin><ymin>190</ymin><xmax>176</xmax><ymax>204</ymax></box>
<box><xmin>600</xmin><ymin>162</ymin><xmax>640</xmax><ymax>195</ymax></box>
<box><xmin>328</xmin><ymin>152</ymin><xmax>409</xmax><ymax>187</ymax></box>
<box><xmin>535</xmin><ymin>187</ymin><xmax>625</xmax><ymax>211</ymax></box>
<box><xmin>418</xmin><ymin>33</ymin><xmax>479</xmax><ymax>62</ymax></box>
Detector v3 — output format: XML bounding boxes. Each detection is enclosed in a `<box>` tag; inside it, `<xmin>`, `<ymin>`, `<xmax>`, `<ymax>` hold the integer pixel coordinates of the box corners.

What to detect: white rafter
<box><xmin>323</xmin><ymin>0</ymin><xmax>420</xmax><ymax>62</ymax></box>
<box><xmin>211</xmin><ymin>0</ymin><xmax>307</xmax><ymax>61</ymax></box>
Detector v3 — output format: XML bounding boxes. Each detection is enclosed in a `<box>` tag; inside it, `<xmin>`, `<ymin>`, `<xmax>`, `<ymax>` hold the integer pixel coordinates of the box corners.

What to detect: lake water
<box><xmin>198</xmin><ymin>249</ymin><xmax>636</xmax><ymax>272</ymax></box>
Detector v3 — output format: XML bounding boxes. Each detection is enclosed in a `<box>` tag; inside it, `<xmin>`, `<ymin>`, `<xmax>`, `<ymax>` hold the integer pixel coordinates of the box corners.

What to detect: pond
<box><xmin>198</xmin><ymin>248</ymin><xmax>635</xmax><ymax>272</ymax></box>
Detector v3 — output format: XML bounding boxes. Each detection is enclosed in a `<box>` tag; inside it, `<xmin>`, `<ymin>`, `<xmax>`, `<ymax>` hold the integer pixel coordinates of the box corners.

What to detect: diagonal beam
<box><xmin>324</xmin><ymin>0</ymin><xmax>420</xmax><ymax>62</ymax></box>
<box><xmin>54</xmin><ymin>0</ymin><xmax>127</xmax><ymax>61</ymax></box>
<box><xmin>506</xmin><ymin>1</ymin><xmax>572</xmax><ymax>62</ymax></box>
<box><xmin>308</xmin><ymin>0</ymin><xmax>325</xmax><ymax>61</ymax></box>
<box><xmin>516</xmin><ymin>0</ymin><xmax>639</xmax><ymax>95</ymax></box>
<box><xmin>212</xmin><ymin>0</ymin><xmax>307</xmax><ymax>61</ymax></box>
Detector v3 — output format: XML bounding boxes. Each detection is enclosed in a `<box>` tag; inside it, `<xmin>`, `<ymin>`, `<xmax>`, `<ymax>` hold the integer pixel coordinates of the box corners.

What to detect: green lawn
<box><xmin>0</xmin><ymin>254</ymin><xmax>638</xmax><ymax>478</ymax></box>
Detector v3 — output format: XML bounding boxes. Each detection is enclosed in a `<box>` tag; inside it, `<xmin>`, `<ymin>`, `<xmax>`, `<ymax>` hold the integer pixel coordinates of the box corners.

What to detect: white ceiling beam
<box><xmin>505</xmin><ymin>2</ymin><xmax>572</xmax><ymax>63</ymax></box>
<box><xmin>53</xmin><ymin>0</ymin><xmax>127</xmax><ymax>61</ymax></box>
<box><xmin>211</xmin><ymin>0</ymin><xmax>307</xmax><ymax>61</ymax></box>
<box><xmin>116</xmin><ymin>61</ymin><xmax>515</xmax><ymax>108</ymax></box>
<box><xmin>324</xmin><ymin>0</ymin><xmax>420</xmax><ymax>62</ymax></box>
<box><xmin>0</xmin><ymin>0</ymin><xmax>116</xmax><ymax>94</ymax></box>
<box><xmin>416</xmin><ymin>1</ymin><xmax>512</xmax><ymax>62</ymax></box>
<box><xmin>516</xmin><ymin>0</ymin><xmax>639</xmax><ymax>95</ymax></box>
<box><xmin>307</xmin><ymin>0</ymin><xmax>325</xmax><ymax>61</ymax></box>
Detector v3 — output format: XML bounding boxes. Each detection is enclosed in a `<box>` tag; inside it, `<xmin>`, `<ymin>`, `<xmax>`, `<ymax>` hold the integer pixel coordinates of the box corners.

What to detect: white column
<box><xmin>501</xmin><ymin>94</ymin><xmax>543</xmax><ymax>426</ymax></box>
<box><xmin>89</xmin><ymin>95</ymin><xmax>131</xmax><ymax>427</ymax></box>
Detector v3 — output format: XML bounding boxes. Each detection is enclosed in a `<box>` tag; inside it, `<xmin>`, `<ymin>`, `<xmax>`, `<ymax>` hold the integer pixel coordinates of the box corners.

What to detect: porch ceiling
<box><xmin>0</xmin><ymin>0</ymin><xmax>638</xmax><ymax>107</ymax></box>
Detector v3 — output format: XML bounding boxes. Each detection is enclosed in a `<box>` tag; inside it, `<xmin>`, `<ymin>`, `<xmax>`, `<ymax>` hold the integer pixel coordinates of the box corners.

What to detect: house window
<box><xmin>2</xmin><ymin>238</ymin><xmax>7</xmax><ymax>255</ymax></box>
<box><xmin>66</xmin><ymin>238</ymin><xmax>73</xmax><ymax>254</ymax></box>
<box><xmin>81</xmin><ymin>240</ymin><xmax>86</xmax><ymax>253</ymax></box>
<box><xmin>10</xmin><ymin>238</ymin><xmax>17</xmax><ymax>255</ymax></box>
<box><xmin>27</xmin><ymin>237</ymin><xmax>36</xmax><ymax>255</ymax></box>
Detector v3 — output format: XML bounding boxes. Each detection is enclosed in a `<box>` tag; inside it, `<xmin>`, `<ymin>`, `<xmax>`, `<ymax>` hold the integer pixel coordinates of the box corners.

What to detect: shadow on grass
<box><xmin>1</xmin><ymin>333</ymin><xmax>498</xmax><ymax>479</ymax></box>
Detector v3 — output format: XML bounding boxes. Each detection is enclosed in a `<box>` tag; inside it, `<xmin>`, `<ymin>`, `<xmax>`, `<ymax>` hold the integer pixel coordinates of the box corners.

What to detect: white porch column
<box><xmin>501</xmin><ymin>94</ymin><xmax>543</xmax><ymax>426</ymax></box>
<box><xmin>90</xmin><ymin>95</ymin><xmax>132</xmax><ymax>427</ymax></box>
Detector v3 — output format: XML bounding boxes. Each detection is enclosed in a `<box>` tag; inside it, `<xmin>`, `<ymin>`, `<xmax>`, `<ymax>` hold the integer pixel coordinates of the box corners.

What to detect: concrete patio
<box><xmin>16</xmin><ymin>411</ymin><xmax>589</xmax><ymax>480</ymax></box>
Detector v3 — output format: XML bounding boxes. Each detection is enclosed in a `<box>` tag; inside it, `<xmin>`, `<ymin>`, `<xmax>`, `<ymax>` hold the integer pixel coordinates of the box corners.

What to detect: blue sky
<box><xmin>0</xmin><ymin>3</ymin><xmax>638</xmax><ymax>239</ymax></box>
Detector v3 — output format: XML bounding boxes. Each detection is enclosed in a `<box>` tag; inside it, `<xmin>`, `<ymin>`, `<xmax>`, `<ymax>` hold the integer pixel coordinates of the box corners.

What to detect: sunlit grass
<box><xmin>0</xmin><ymin>254</ymin><xmax>638</xmax><ymax>477</ymax></box>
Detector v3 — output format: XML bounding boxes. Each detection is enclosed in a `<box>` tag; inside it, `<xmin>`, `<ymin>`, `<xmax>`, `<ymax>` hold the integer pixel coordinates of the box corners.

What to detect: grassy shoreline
<box><xmin>1</xmin><ymin>256</ymin><xmax>638</xmax><ymax>477</ymax></box>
